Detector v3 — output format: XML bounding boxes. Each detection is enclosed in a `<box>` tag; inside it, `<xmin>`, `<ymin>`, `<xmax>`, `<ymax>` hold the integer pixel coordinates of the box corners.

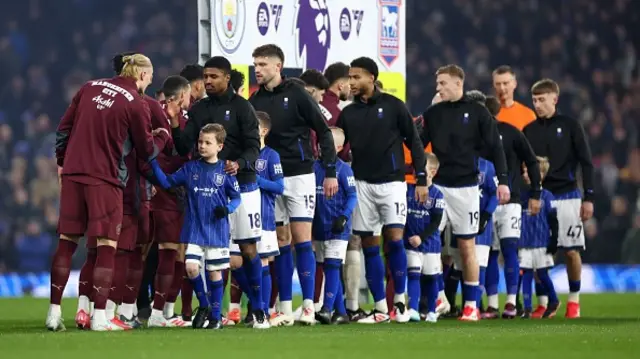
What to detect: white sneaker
<box><xmin>252</xmin><ymin>313</ymin><xmax>271</xmax><ymax>329</ymax></box>
<box><xmin>45</xmin><ymin>313</ymin><xmax>66</xmax><ymax>332</ymax></box>
<box><xmin>408</xmin><ymin>308</ymin><xmax>421</xmax><ymax>322</ymax></box>
<box><xmin>394</xmin><ymin>303</ymin><xmax>411</xmax><ymax>323</ymax></box>
<box><xmin>293</xmin><ymin>305</ymin><xmax>303</xmax><ymax>319</ymax></box>
<box><xmin>269</xmin><ymin>312</ymin><xmax>295</xmax><ymax>327</ymax></box>
<box><xmin>425</xmin><ymin>312</ymin><xmax>438</xmax><ymax>323</ymax></box>
<box><xmin>357</xmin><ymin>310</ymin><xmax>390</xmax><ymax>324</ymax></box>
<box><xmin>297</xmin><ymin>307</ymin><xmax>316</xmax><ymax>326</ymax></box>
<box><xmin>165</xmin><ymin>315</ymin><xmax>190</xmax><ymax>327</ymax></box>
<box><xmin>436</xmin><ymin>298</ymin><xmax>451</xmax><ymax>315</ymax></box>
<box><xmin>221</xmin><ymin>316</ymin><xmax>235</xmax><ymax>326</ymax></box>
<box><xmin>91</xmin><ymin>318</ymin><xmax>126</xmax><ymax>331</ymax></box>
<box><xmin>148</xmin><ymin>314</ymin><xmax>183</xmax><ymax>328</ymax></box>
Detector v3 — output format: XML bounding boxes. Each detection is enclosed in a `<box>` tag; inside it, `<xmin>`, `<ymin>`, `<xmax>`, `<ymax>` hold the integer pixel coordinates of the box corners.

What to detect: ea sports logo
<box><xmin>339</xmin><ymin>8</ymin><xmax>351</xmax><ymax>40</ymax></box>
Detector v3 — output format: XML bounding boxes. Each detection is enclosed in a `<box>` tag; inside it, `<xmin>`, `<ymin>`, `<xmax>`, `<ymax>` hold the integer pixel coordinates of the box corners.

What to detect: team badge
<box><xmin>224</xmin><ymin>110</ymin><xmax>230</xmax><ymax>121</ymax></box>
<box><xmin>193</xmin><ymin>174</ymin><xmax>199</xmax><ymax>181</ymax></box>
<box><xmin>214</xmin><ymin>173</ymin><xmax>225</xmax><ymax>186</ymax></box>
<box><xmin>377</xmin><ymin>108</ymin><xmax>384</xmax><ymax>118</ymax></box>
<box><xmin>213</xmin><ymin>0</ymin><xmax>246</xmax><ymax>54</ymax></box>
<box><xmin>283</xmin><ymin>97</ymin><xmax>289</xmax><ymax>109</ymax></box>
<box><xmin>378</xmin><ymin>0</ymin><xmax>401</xmax><ymax>68</ymax></box>
<box><xmin>477</xmin><ymin>171</ymin><xmax>485</xmax><ymax>185</ymax></box>
<box><xmin>255</xmin><ymin>159</ymin><xmax>267</xmax><ymax>172</ymax></box>
<box><xmin>425</xmin><ymin>196</ymin><xmax>433</xmax><ymax>209</ymax></box>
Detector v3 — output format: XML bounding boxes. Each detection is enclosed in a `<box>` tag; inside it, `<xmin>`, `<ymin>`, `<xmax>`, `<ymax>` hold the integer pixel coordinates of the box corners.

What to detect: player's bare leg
<box><xmin>75</xmin><ymin>247</ymin><xmax>96</xmax><ymax>329</ymax></box>
<box><xmin>270</xmin><ymin>224</ymin><xmax>295</xmax><ymax>326</ymax></box>
<box><xmin>457</xmin><ymin>237</ymin><xmax>480</xmax><ymax>321</ymax></box>
<box><xmin>290</xmin><ymin>221</ymin><xmax>316</xmax><ymax>325</ymax></box>
<box><xmin>564</xmin><ymin>249</ymin><xmax>582</xmax><ymax>318</ymax></box>
<box><xmin>148</xmin><ymin>242</ymin><xmax>179</xmax><ymax>327</ymax></box>
<box><xmin>90</xmin><ymin>238</ymin><xmax>123</xmax><ymax>331</ymax></box>
<box><xmin>344</xmin><ymin>235</ymin><xmax>366</xmax><ymax>321</ymax></box>
<box><xmin>47</xmin><ymin>235</ymin><xmax>81</xmax><ymax>331</ymax></box>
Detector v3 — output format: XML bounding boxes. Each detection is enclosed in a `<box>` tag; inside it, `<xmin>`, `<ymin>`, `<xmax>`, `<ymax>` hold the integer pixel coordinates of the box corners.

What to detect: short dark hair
<box><xmin>299</xmin><ymin>69</ymin><xmax>329</xmax><ymax>90</ymax></box>
<box><xmin>374</xmin><ymin>80</ymin><xmax>384</xmax><ymax>90</ymax></box>
<box><xmin>531</xmin><ymin>79</ymin><xmax>560</xmax><ymax>96</ymax></box>
<box><xmin>323</xmin><ymin>62</ymin><xmax>350</xmax><ymax>86</ymax></box>
<box><xmin>200</xmin><ymin>123</ymin><xmax>226</xmax><ymax>144</ymax></box>
<box><xmin>162</xmin><ymin>75</ymin><xmax>190</xmax><ymax>100</ymax></box>
<box><xmin>465</xmin><ymin>90</ymin><xmax>486</xmax><ymax>105</ymax></box>
<box><xmin>204</xmin><ymin>56</ymin><xmax>232</xmax><ymax>74</ymax></box>
<box><xmin>112</xmin><ymin>51</ymin><xmax>135</xmax><ymax>75</ymax></box>
<box><xmin>350</xmin><ymin>57</ymin><xmax>378</xmax><ymax>80</ymax></box>
<box><xmin>493</xmin><ymin>65</ymin><xmax>515</xmax><ymax>77</ymax></box>
<box><xmin>230</xmin><ymin>69</ymin><xmax>245</xmax><ymax>91</ymax></box>
<box><xmin>256</xmin><ymin>111</ymin><xmax>271</xmax><ymax>130</ymax></box>
<box><xmin>484</xmin><ymin>95</ymin><xmax>501</xmax><ymax>116</ymax></box>
<box><xmin>436</xmin><ymin>64</ymin><xmax>465</xmax><ymax>80</ymax></box>
<box><xmin>180</xmin><ymin>64</ymin><xmax>204</xmax><ymax>82</ymax></box>
<box><xmin>252</xmin><ymin>44</ymin><xmax>285</xmax><ymax>64</ymax></box>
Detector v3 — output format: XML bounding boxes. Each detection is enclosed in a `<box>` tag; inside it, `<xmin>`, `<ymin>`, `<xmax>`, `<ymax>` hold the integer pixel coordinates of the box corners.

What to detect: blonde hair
<box><xmin>120</xmin><ymin>54</ymin><xmax>152</xmax><ymax>80</ymax></box>
<box><xmin>537</xmin><ymin>156</ymin><xmax>550</xmax><ymax>177</ymax></box>
<box><xmin>330</xmin><ymin>127</ymin><xmax>345</xmax><ymax>147</ymax></box>
<box><xmin>426</xmin><ymin>152</ymin><xmax>439</xmax><ymax>168</ymax></box>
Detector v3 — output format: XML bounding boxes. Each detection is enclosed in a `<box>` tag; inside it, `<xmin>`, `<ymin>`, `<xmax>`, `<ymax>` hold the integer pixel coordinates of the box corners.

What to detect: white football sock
<box><xmin>229</xmin><ymin>302</ymin><xmax>241</xmax><ymax>312</ymax></box>
<box><xmin>280</xmin><ymin>300</ymin><xmax>293</xmax><ymax>316</ymax></box>
<box><xmin>506</xmin><ymin>294</ymin><xmax>516</xmax><ymax>306</ymax></box>
<box><xmin>106</xmin><ymin>300</ymin><xmax>117</xmax><ymax>320</ymax></box>
<box><xmin>538</xmin><ymin>295</ymin><xmax>549</xmax><ymax>307</ymax></box>
<box><xmin>464</xmin><ymin>301</ymin><xmax>477</xmax><ymax>309</ymax></box>
<box><xmin>93</xmin><ymin>309</ymin><xmax>107</xmax><ymax>324</ymax></box>
<box><xmin>49</xmin><ymin>304</ymin><xmax>61</xmax><ymax>317</ymax></box>
<box><xmin>119</xmin><ymin>303</ymin><xmax>134</xmax><ymax>319</ymax></box>
<box><xmin>374</xmin><ymin>299</ymin><xmax>388</xmax><ymax>314</ymax></box>
<box><xmin>344</xmin><ymin>250</ymin><xmax>361</xmax><ymax>310</ymax></box>
<box><xmin>393</xmin><ymin>293</ymin><xmax>406</xmax><ymax>305</ymax></box>
<box><xmin>487</xmin><ymin>295</ymin><xmax>499</xmax><ymax>309</ymax></box>
<box><xmin>568</xmin><ymin>292</ymin><xmax>579</xmax><ymax>303</ymax></box>
<box><xmin>164</xmin><ymin>302</ymin><xmax>175</xmax><ymax>318</ymax></box>
<box><xmin>77</xmin><ymin>295</ymin><xmax>90</xmax><ymax>313</ymax></box>
<box><xmin>303</xmin><ymin>299</ymin><xmax>314</xmax><ymax>310</ymax></box>
<box><xmin>151</xmin><ymin>308</ymin><xmax>164</xmax><ymax>318</ymax></box>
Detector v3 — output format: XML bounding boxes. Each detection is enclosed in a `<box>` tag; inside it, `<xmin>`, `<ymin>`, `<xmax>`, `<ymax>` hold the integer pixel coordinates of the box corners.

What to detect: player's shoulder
<box><xmin>189</xmin><ymin>96</ymin><xmax>210</xmax><ymax>113</ymax></box>
<box><xmin>554</xmin><ymin>113</ymin><xmax>581</xmax><ymax>128</ymax></box>
<box><xmin>377</xmin><ymin>92</ymin><xmax>404</xmax><ymax>106</ymax></box>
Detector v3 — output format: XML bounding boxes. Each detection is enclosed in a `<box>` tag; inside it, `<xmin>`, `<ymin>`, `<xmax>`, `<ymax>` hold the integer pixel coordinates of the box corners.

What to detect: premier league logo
<box><xmin>295</xmin><ymin>0</ymin><xmax>331</xmax><ymax>70</ymax></box>
<box><xmin>214</xmin><ymin>173</ymin><xmax>225</xmax><ymax>186</ymax></box>
<box><xmin>255</xmin><ymin>159</ymin><xmax>267</xmax><ymax>172</ymax></box>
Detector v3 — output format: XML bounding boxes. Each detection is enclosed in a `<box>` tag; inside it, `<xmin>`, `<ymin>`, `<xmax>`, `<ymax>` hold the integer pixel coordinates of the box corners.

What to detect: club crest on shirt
<box><xmin>214</xmin><ymin>173</ymin><xmax>225</xmax><ymax>186</ymax></box>
<box><xmin>425</xmin><ymin>196</ymin><xmax>433</xmax><ymax>209</ymax></box>
<box><xmin>255</xmin><ymin>159</ymin><xmax>267</xmax><ymax>172</ymax></box>
<box><xmin>193</xmin><ymin>174</ymin><xmax>199</xmax><ymax>181</ymax></box>
<box><xmin>477</xmin><ymin>171</ymin><xmax>485</xmax><ymax>185</ymax></box>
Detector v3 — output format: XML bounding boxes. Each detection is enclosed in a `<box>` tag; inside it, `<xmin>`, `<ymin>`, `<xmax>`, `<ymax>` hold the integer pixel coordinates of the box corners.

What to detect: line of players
<box><xmin>47</xmin><ymin>42</ymin><xmax>593</xmax><ymax>331</ymax></box>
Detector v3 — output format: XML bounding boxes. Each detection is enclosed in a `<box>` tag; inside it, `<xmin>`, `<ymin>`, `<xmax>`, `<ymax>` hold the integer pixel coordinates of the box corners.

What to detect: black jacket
<box><xmin>171</xmin><ymin>87</ymin><xmax>260</xmax><ymax>185</ymax></box>
<box><xmin>421</xmin><ymin>96</ymin><xmax>508</xmax><ymax>187</ymax></box>
<box><xmin>336</xmin><ymin>90</ymin><xmax>427</xmax><ymax>185</ymax></box>
<box><xmin>523</xmin><ymin>113</ymin><xmax>594</xmax><ymax>201</ymax></box>
<box><xmin>481</xmin><ymin>121</ymin><xmax>542</xmax><ymax>201</ymax></box>
<box><xmin>249</xmin><ymin>78</ymin><xmax>336</xmax><ymax>177</ymax></box>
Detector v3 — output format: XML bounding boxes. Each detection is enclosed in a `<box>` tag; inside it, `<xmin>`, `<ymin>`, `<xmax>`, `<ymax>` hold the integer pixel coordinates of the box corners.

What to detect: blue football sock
<box><xmin>275</xmin><ymin>245</ymin><xmax>293</xmax><ymax>302</ymax></box>
<box><xmin>206</xmin><ymin>276</ymin><xmax>223</xmax><ymax>321</ymax></box>
<box><xmin>322</xmin><ymin>258</ymin><xmax>342</xmax><ymax>312</ymax></box>
<box><xmin>231</xmin><ymin>267</ymin><xmax>251</xmax><ymax>297</ymax></box>
<box><xmin>334</xmin><ymin>279</ymin><xmax>346</xmax><ymax>315</ymax></box>
<box><xmin>243</xmin><ymin>255</ymin><xmax>263</xmax><ymax>312</ymax></box>
<box><xmin>423</xmin><ymin>274</ymin><xmax>438</xmax><ymax>312</ymax></box>
<box><xmin>477</xmin><ymin>266</ymin><xmax>487</xmax><ymax>309</ymax></box>
<box><xmin>386</xmin><ymin>239</ymin><xmax>407</xmax><ymax>296</ymax></box>
<box><xmin>535</xmin><ymin>280</ymin><xmax>547</xmax><ymax>297</ymax></box>
<box><xmin>444</xmin><ymin>269</ymin><xmax>461</xmax><ymax>306</ymax></box>
<box><xmin>521</xmin><ymin>269</ymin><xmax>533</xmax><ymax>311</ymax></box>
<box><xmin>191</xmin><ymin>274</ymin><xmax>210</xmax><ymax>309</ymax></box>
<box><xmin>407</xmin><ymin>271</ymin><xmax>421</xmax><ymax>310</ymax></box>
<box><xmin>442</xmin><ymin>263</ymin><xmax>451</xmax><ymax>279</ymax></box>
<box><xmin>294</xmin><ymin>242</ymin><xmax>316</xmax><ymax>302</ymax></box>
<box><xmin>363</xmin><ymin>246</ymin><xmax>386</xmax><ymax>303</ymax></box>
<box><xmin>500</xmin><ymin>238</ymin><xmax>520</xmax><ymax>296</ymax></box>
<box><xmin>486</xmin><ymin>250</ymin><xmax>500</xmax><ymax>296</ymax></box>
<box><xmin>462</xmin><ymin>282</ymin><xmax>479</xmax><ymax>306</ymax></box>
<box><xmin>537</xmin><ymin>269</ymin><xmax>559</xmax><ymax>304</ymax></box>
<box><xmin>568</xmin><ymin>279</ymin><xmax>581</xmax><ymax>294</ymax></box>
<box><xmin>261</xmin><ymin>265</ymin><xmax>271</xmax><ymax>313</ymax></box>
<box><xmin>437</xmin><ymin>272</ymin><xmax>444</xmax><ymax>292</ymax></box>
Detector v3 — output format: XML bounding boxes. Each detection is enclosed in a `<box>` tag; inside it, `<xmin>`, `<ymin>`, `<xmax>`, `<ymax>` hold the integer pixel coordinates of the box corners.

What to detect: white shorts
<box><xmin>519</xmin><ymin>247</ymin><xmax>554</xmax><ymax>269</ymax></box>
<box><xmin>185</xmin><ymin>244</ymin><xmax>230</xmax><ymax>271</ymax></box>
<box><xmin>451</xmin><ymin>244</ymin><xmax>490</xmax><ymax>269</ymax></box>
<box><xmin>314</xmin><ymin>240</ymin><xmax>349</xmax><ymax>263</ymax></box>
<box><xmin>258</xmin><ymin>230</ymin><xmax>279</xmax><ymax>258</ymax></box>
<box><xmin>353</xmin><ymin>181</ymin><xmax>407</xmax><ymax>236</ymax></box>
<box><xmin>275</xmin><ymin>173</ymin><xmax>316</xmax><ymax>223</ymax></box>
<box><xmin>230</xmin><ymin>189</ymin><xmax>262</xmax><ymax>243</ymax></box>
<box><xmin>493</xmin><ymin>203</ymin><xmax>522</xmax><ymax>240</ymax></box>
<box><xmin>552</xmin><ymin>198</ymin><xmax>585</xmax><ymax>249</ymax></box>
<box><xmin>436</xmin><ymin>185</ymin><xmax>480</xmax><ymax>238</ymax></box>
<box><xmin>407</xmin><ymin>250</ymin><xmax>442</xmax><ymax>276</ymax></box>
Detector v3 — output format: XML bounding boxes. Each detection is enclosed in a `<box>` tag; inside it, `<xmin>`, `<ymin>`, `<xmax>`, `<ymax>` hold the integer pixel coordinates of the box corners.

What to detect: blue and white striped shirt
<box><xmin>313</xmin><ymin>159</ymin><xmax>357</xmax><ymax>241</ymax></box>
<box><xmin>520</xmin><ymin>189</ymin><xmax>556</xmax><ymax>248</ymax></box>
<box><xmin>404</xmin><ymin>184</ymin><xmax>445</xmax><ymax>253</ymax></box>
<box><xmin>256</xmin><ymin>146</ymin><xmax>284</xmax><ymax>231</ymax></box>
<box><xmin>477</xmin><ymin>157</ymin><xmax>499</xmax><ymax>246</ymax></box>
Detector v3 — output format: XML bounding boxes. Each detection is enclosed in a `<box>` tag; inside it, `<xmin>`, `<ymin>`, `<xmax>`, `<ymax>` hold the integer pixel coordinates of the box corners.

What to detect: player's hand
<box><xmin>323</xmin><ymin>177</ymin><xmax>338</xmax><ymax>198</ymax></box>
<box><xmin>580</xmin><ymin>201</ymin><xmax>594</xmax><ymax>221</ymax></box>
<box><xmin>546</xmin><ymin>239</ymin><xmax>558</xmax><ymax>255</ymax></box>
<box><xmin>478</xmin><ymin>211</ymin><xmax>490</xmax><ymax>234</ymax></box>
<box><xmin>57</xmin><ymin>165</ymin><xmax>63</xmax><ymax>187</ymax></box>
<box><xmin>213</xmin><ymin>205</ymin><xmax>229</xmax><ymax>219</ymax></box>
<box><xmin>497</xmin><ymin>184</ymin><xmax>511</xmax><ymax>204</ymax></box>
<box><xmin>152</xmin><ymin>128</ymin><xmax>169</xmax><ymax>137</ymax></box>
<box><xmin>151</xmin><ymin>186</ymin><xmax>157</xmax><ymax>197</ymax></box>
<box><xmin>415</xmin><ymin>185</ymin><xmax>429</xmax><ymax>204</ymax></box>
<box><xmin>331</xmin><ymin>215</ymin><xmax>347</xmax><ymax>234</ymax></box>
<box><xmin>528</xmin><ymin>198</ymin><xmax>541</xmax><ymax>216</ymax></box>
<box><xmin>165</xmin><ymin>98</ymin><xmax>182</xmax><ymax>126</ymax></box>
<box><xmin>224</xmin><ymin>160</ymin><xmax>239</xmax><ymax>175</ymax></box>
<box><xmin>408</xmin><ymin>235</ymin><xmax>422</xmax><ymax>248</ymax></box>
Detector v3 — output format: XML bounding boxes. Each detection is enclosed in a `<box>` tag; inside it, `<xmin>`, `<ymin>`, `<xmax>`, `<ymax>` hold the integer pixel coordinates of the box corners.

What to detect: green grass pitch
<box><xmin>0</xmin><ymin>294</ymin><xmax>639</xmax><ymax>358</ymax></box>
